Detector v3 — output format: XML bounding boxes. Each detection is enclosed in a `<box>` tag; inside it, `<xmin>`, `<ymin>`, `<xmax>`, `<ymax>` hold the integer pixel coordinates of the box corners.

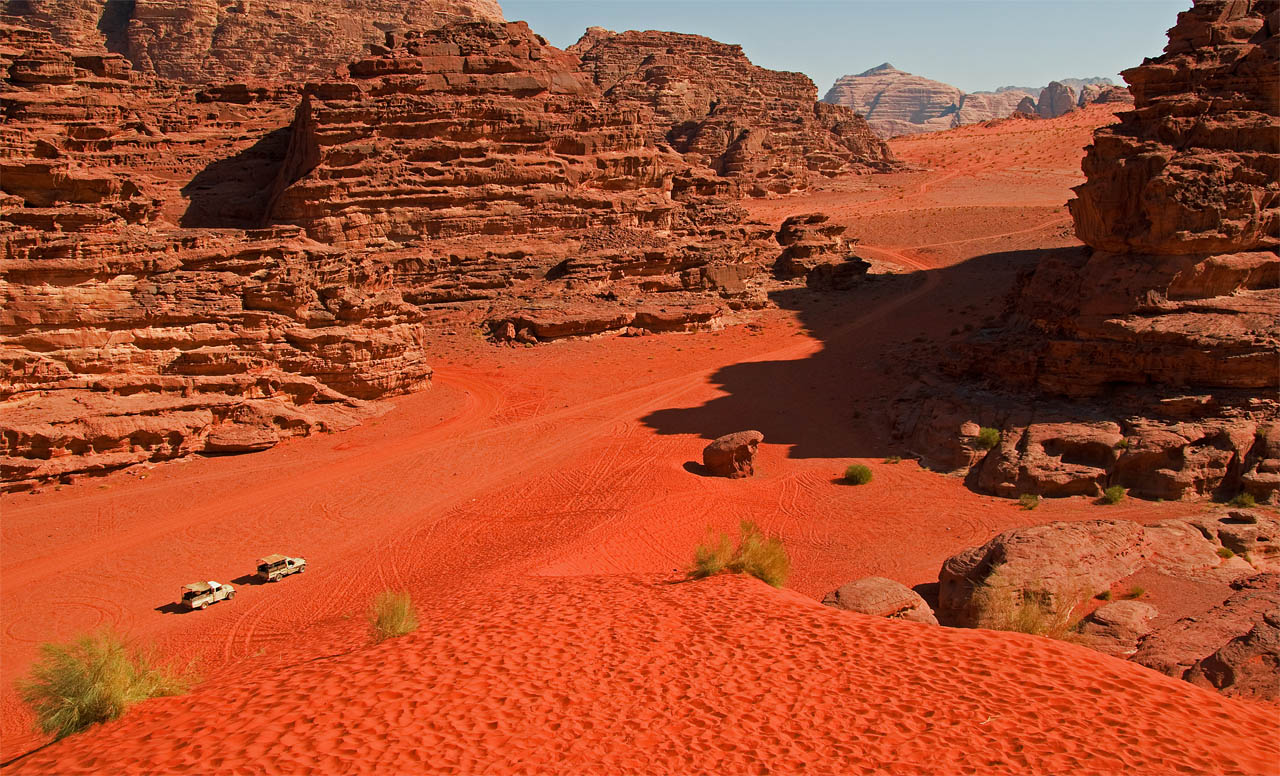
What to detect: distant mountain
<box><xmin>995</xmin><ymin>77</ymin><xmax>1115</xmax><ymax>95</ymax></box>
<box><xmin>823</xmin><ymin>67</ymin><xmax>1124</xmax><ymax>138</ymax></box>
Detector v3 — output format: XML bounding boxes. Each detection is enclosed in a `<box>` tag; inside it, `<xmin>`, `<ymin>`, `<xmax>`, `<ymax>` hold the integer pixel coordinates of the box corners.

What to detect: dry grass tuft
<box><xmin>972</xmin><ymin>566</ymin><xmax>1088</xmax><ymax>641</ymax></box>
<box><xmin>367</xmin><ymin>590</ymin><xmax>419</xmax><ymax>642</ymax></box>
<box><xmin>17</xmin><ymin>629</ymin><xmax>195</xmax><ymax>740</ymax></box>
<box><xmin>690</xmin><ymin>521</ymin><xmax>790</xmax><ymax>588</ymax></box>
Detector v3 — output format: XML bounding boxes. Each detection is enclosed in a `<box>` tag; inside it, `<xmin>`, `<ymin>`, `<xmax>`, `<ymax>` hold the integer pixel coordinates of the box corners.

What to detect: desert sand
<box><xmin>3</xmin><ymin>104</ymin><xmax>1276</xmax><ymax>773</ymax></box>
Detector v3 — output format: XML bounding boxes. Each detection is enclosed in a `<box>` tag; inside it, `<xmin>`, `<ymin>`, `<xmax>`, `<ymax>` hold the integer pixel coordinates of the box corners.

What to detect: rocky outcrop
<box><xmin>774</xmin><ymin>213</ymin><xmax>869</xmax><ymax>289</ymax></box>
<box><xmin>1133</xmin><ymin>573</ymin><xmax>1280</xmax><ymax>699</ymax></box>
<box><xmin>702</xmin><ymin>430</ymin><xmax>763</xmax><ymax>478</ymax></box>
<box><xmin>822</xmin><ymin>576</ymin><xmax>938</xmax><ymax>625</ymax></box>
<box><xmin>2</xmin><ymin>12</ymin><xmax>892</xmax><ymax>489</ymax></box>
<box><xmin>1035</xmin><ymin>81</ymin><xmax>1077</xmax><ymax>119</ymax></box>
<box><xmin>820</xmin><ymin>64</ymin><xmax>1111</xmax><ymax>138</ymax></box>
<box><xmin>6</xmin><ymin>0</ymin><xmax>505</xmax><ymax>84</ymax></box>
<box><xmin>0</xmin><ymin>19</ymin><xmax>434</xmax><ymax>489</ymax></box>
<box><xmin>938</xmin><ymin>517</ymin><xmax>1279</xmax><ymax>698</ymax></box>
<box><xmin>900</xmin><ymin>0</ymin><xmax>1279</xmax><ymax>502</ymax></box>
<box><xmin>570</xmin><ymin>29</ymin><xmax>896</xmax><ymax>195</ymax></box>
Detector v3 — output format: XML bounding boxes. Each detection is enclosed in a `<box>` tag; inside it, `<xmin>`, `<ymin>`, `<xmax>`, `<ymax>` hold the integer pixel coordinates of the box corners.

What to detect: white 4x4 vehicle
<box><xmin>180</xmin><ymin>581</ymin><xmax>234</xmax><ymax>610</ymax></box>
<box><xmin>256</xmin><ymin>554</ymin><xmax>306</xmax><ymax>582</ymax></box>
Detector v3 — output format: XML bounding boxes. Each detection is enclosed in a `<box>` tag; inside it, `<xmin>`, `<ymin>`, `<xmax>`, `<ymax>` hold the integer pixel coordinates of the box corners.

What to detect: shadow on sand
<box><xmin>641</xmin><ymin>248</ymin><xmax>1060</xmax><ymax>459</ymax></box>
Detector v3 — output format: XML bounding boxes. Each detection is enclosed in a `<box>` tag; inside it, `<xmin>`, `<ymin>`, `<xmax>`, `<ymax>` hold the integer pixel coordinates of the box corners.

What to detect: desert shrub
<box><xmin>971</xmin><ymin>567</ymin><xmax>1086</xmax><ymax>640</ymax></box>
<box><xmin>843</xmin><ymin>464</ymin><xmax>873</xmax><ymax>485</ymax></box>
<box><xmin>975</xmin><ymin>427</ymin><xmax>1001</xmax><ymax>450</ymax></box>
<box><xmin>1114</xmin><ymin>438</ymin><xmax>1131</xmax><ymax>450</ymax></box>
<box><xmin>883</xmin><ymin>455</ymin><xmax>902</xmax><ymax>464</ymax></box>
<box><xmin>1018</xmin><ymin>493</ymin><xmax>1040</xmax><ymax>510</ymax></box>
<box><xmin>1096</xmin><ymin>590</ymin><xmax>1113</xmax><ymax>601</ymax></box>
<box><xmin>690</xmin><ymin>521</ymin><xmax>790</xmax><ymax>588</ymax></box>
<box><xmin>17</xmin><ymin>629</ymin><xmax>194</xmax><ymax>740</ymax></box>
<box><xmin>1125</xmin><ymin>586</ymin><xmax>1146</xmax><ymax>600</ymax></box>
<box><xmin>1101</xmin><ymin>485</ymin><xmax>1126</xmax><ymax>505</ymax></box>
<box><xmin>690</xmin><ymin>530</ymin><xmax>734</xmax><ymax>579</ymax></box>
<box><xmin>1217</xmin><ymin>546</ymin><xmax>1235</xmax><ymax>559</ymax></box>
<box><xmin>1229</xmin><ymin>492</ymin><xmax>1256</xmax><ymax>508</ymax></box>
<box><xmin>367</xmin><ymin>591</ymin><xmax>419</xmax><ymax>642</ymax></box>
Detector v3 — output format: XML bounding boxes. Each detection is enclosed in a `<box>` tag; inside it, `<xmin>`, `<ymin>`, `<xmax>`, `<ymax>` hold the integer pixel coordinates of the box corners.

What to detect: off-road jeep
<box><xmin>256</xmin><ymin>554</ymin><xmax>306</xmax><ymax>582</ymax></box>
<box><xmin>180</xmin><ymin>580</ymin><xmax>234</xmax><ymax>610</ymax></box>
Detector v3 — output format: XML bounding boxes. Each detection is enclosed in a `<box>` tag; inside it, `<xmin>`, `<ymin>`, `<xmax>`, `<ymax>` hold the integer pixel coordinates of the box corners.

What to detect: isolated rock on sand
<box><xmin>702</xmin><ymin>431</ymin><xmax>764</xmax><ymax>478</ymax></box>
<box><xmin>822</xmin><ymin>576</ymin><xmax>939</xmax><ymax>625</ymax></box>
<box><xmin>1079</xmin><ymin>600</ymin><xmax>1159</xmax><ymax>657</ymax></box>
<box><xmin>1133</xmin><ymin>573</ymin><xmax>1280</xmax><ymax>700</ymax></box>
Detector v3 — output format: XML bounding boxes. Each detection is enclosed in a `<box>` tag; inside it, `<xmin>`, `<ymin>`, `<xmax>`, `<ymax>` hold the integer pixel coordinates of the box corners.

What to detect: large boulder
<box><xmin>822</xmin><ymin>577</ymin><xmax>938</xmax><ymax>625</ymax></box>
<box><xmin>938</xmin><ymin>520</ymin><xmax>1147</xmax><ymax>627</ymax></box>
<box><xmin>702</xmin><ymin>431</ymin><xmax>764</xmax><ymax>478</ymax></box>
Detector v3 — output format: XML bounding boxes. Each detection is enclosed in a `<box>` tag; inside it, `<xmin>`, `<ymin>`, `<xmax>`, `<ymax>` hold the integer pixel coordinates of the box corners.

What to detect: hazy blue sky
<box><xmin>500</xmin><ymin>0</ymin><xmax>1189</xmax><ymax>95</ymax></box>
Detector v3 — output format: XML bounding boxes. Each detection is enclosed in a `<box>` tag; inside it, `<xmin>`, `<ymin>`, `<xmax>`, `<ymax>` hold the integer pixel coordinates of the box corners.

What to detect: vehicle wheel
<box><xmin>198</xmin><ymin>602</ymin><xmax>207</xmax><ymax>610</ymax></box>
<box><xmin>227</xmin><ymin>591</ymin><xmax>235</xmax><ymax>599</ymax></box>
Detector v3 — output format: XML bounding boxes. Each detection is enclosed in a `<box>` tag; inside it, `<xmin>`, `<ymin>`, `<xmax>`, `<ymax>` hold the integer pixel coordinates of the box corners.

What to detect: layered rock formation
<box><xmin>0</xmin><ymin>20</ymin><xmax>433</xmax><ymax>488</ymax></box>
<box><xmin>2</xmin><ymin>12</ymin><xmax>891</xmax><ymax>489</ymax></box>
<box><xmin>6</xmin><ymin>0</ymin><xmax>505</xmax><ymax>84</ymax></box>
<box><xmin>897</xmin><ymin>0</ymin><xmax>1278</xmax><ymax>502</ymax></box>
<box><xmin>938</xmin><ymin>515</ymin><xmax>1279</xmax><ymax>698</ymax></box>
<box><xmin>570</xmin><ymin>28</ymin><xmax>895</xmax><ymax>194</ymax></box>
<box><xmin>820</xmin><ymin>63</ymin><xmax>1117</xmax><ymax>137</ymax></box>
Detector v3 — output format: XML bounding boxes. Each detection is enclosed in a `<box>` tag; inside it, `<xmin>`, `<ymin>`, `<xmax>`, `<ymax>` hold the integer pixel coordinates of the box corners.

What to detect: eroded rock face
<box><xmin>8</xmin><ymin>0</ymin><xmax>505</xmax><ymax>84</ymax></box>
<box><xmin>822</xmin><ymin>576</ymin><xmax>938</xmax><ymax>625</ymax></box>
<box><xmin>939</xmin><ymin>517</ymin><xmax>1280</xmax><ymax>698</ymax></box>
<box><xmin>907</xmin><ymin>0</ymin><xmax>1279</xmax><ymax>502</ymax></box>
<box><xmin>570</xmin><ymin>29</ymin><xmax>896</xmax><ymax>194</ymax></box>
<box><xmin>1134</xmin><ymin>573</ymin><xmax>1280</xmax><ymax>699</ymax></box>
<box><xmin>774</xmin><ymin>213</ymin><xmax>869</xmax><ymax>289</ymax></box>
<box><xmin>0</xmin><ymin>19</ymin><xmax>432</xmax><ymax>489</ymax></box>
<box><xmin>702</xmin><ymin>430</ymin><xmax>763</xmax><ymax>478</ymax></box>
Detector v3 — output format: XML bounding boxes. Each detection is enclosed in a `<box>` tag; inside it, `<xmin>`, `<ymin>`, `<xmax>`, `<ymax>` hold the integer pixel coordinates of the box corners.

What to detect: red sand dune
<box><xmin>5</xmin><ymin>105</ymin><xmax>1274</xmax><ymax>773</ymax></box>
<box><xmin>9</xmin><ymin>574</ymin><xmax>1278</xmax><ymax>775</ymax></box>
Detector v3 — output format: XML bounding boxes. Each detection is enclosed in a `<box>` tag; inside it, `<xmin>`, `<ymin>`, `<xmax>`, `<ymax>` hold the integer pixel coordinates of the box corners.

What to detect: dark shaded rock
<box><xmin>702</xmin><ymin>430</ymin><xmax>764</xmax><ymax>478</ymax></box>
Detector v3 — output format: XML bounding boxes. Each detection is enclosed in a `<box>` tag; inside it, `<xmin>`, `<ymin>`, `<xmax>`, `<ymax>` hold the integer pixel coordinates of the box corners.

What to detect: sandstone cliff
<box><xmin>570</xmin><ymin>28</ymin><xmax>896</xmax><ymax>195</ymax></box>
<box><xmin>897</xmin><ymin>0</ymin><xmax>1279</xmax><ymax>503</ymax></box>
<box><xmin>0</xmin><ymin>18</ymin><xmax>433</xmax><ymax>488</ymax></box>
<box><xmin>822</xmin><ymin>63</ymin><xmax>1122</xmax><ymax>137</ymax></box>
<box><xmin>1</xmin><ymin>14</ymin><xmax>873</xmax><ymax>489</ymax></box>
<box><xmin>7</xmin><ymin>0</ymin><xmax>505</xmax><ymax>84</ymax></box>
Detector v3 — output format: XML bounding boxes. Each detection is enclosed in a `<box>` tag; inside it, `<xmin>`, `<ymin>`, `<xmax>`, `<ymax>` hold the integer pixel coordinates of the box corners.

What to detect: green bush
<box><xmin>843</xmin><ymin>464</ymin><xmax>873</xmax><ymax>485</ymax></box>
<box><xmin>1096</xmin><ymin>590</ymin><xmax>1113</xmax><ymax>601</ymax></box>
<box><xmin>1217</xmin><ymin>546</ymin><xmax>1235</xmax><ymax>560</ymax></box>
<box><xmin>367</xmin><ymin>591</ymin><xmax>419</xmax><ymax>642</ymax></box>
<box><xmin>690</xmin><ymin>521</ymin><xmax>790</xmax><ymax>588</ymax></box>
<box><xmin>883</xmin><ymin>455</ymin><xmax>902</xmax><ymax>464</ymax></box>
<box><xmin>1126</xmin><ymin>586</ymin><xmax>1146</xmax><ymax>600</ymax></box>
<box><xmin>1114</xmin><ymin>438</ymin><xmax>1131</xmax><ymax>450</ymax></box>
<box><xmin>1101</xmin><ymin>485</ymin><xmax>1126</xmax><ymax>505</ymax></box>
<box><xmin>17</xmin><ymin>629</ymin><xmax>194</xmax><ymax>740</ymax></box>
<box><xmin>975</xmin><ymin>427</ymin><xmax>1001</xmax><ymax>450</ymax></box>
<box><xmin>1018</xmin><ymin>493</ymin><xmax>1040</xmax><ymax>510</ymax></box>
<box><xmin>1229</xmin><ymin>492</ymin><xmax>1256</xmax><ymax>508</ymax></box>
